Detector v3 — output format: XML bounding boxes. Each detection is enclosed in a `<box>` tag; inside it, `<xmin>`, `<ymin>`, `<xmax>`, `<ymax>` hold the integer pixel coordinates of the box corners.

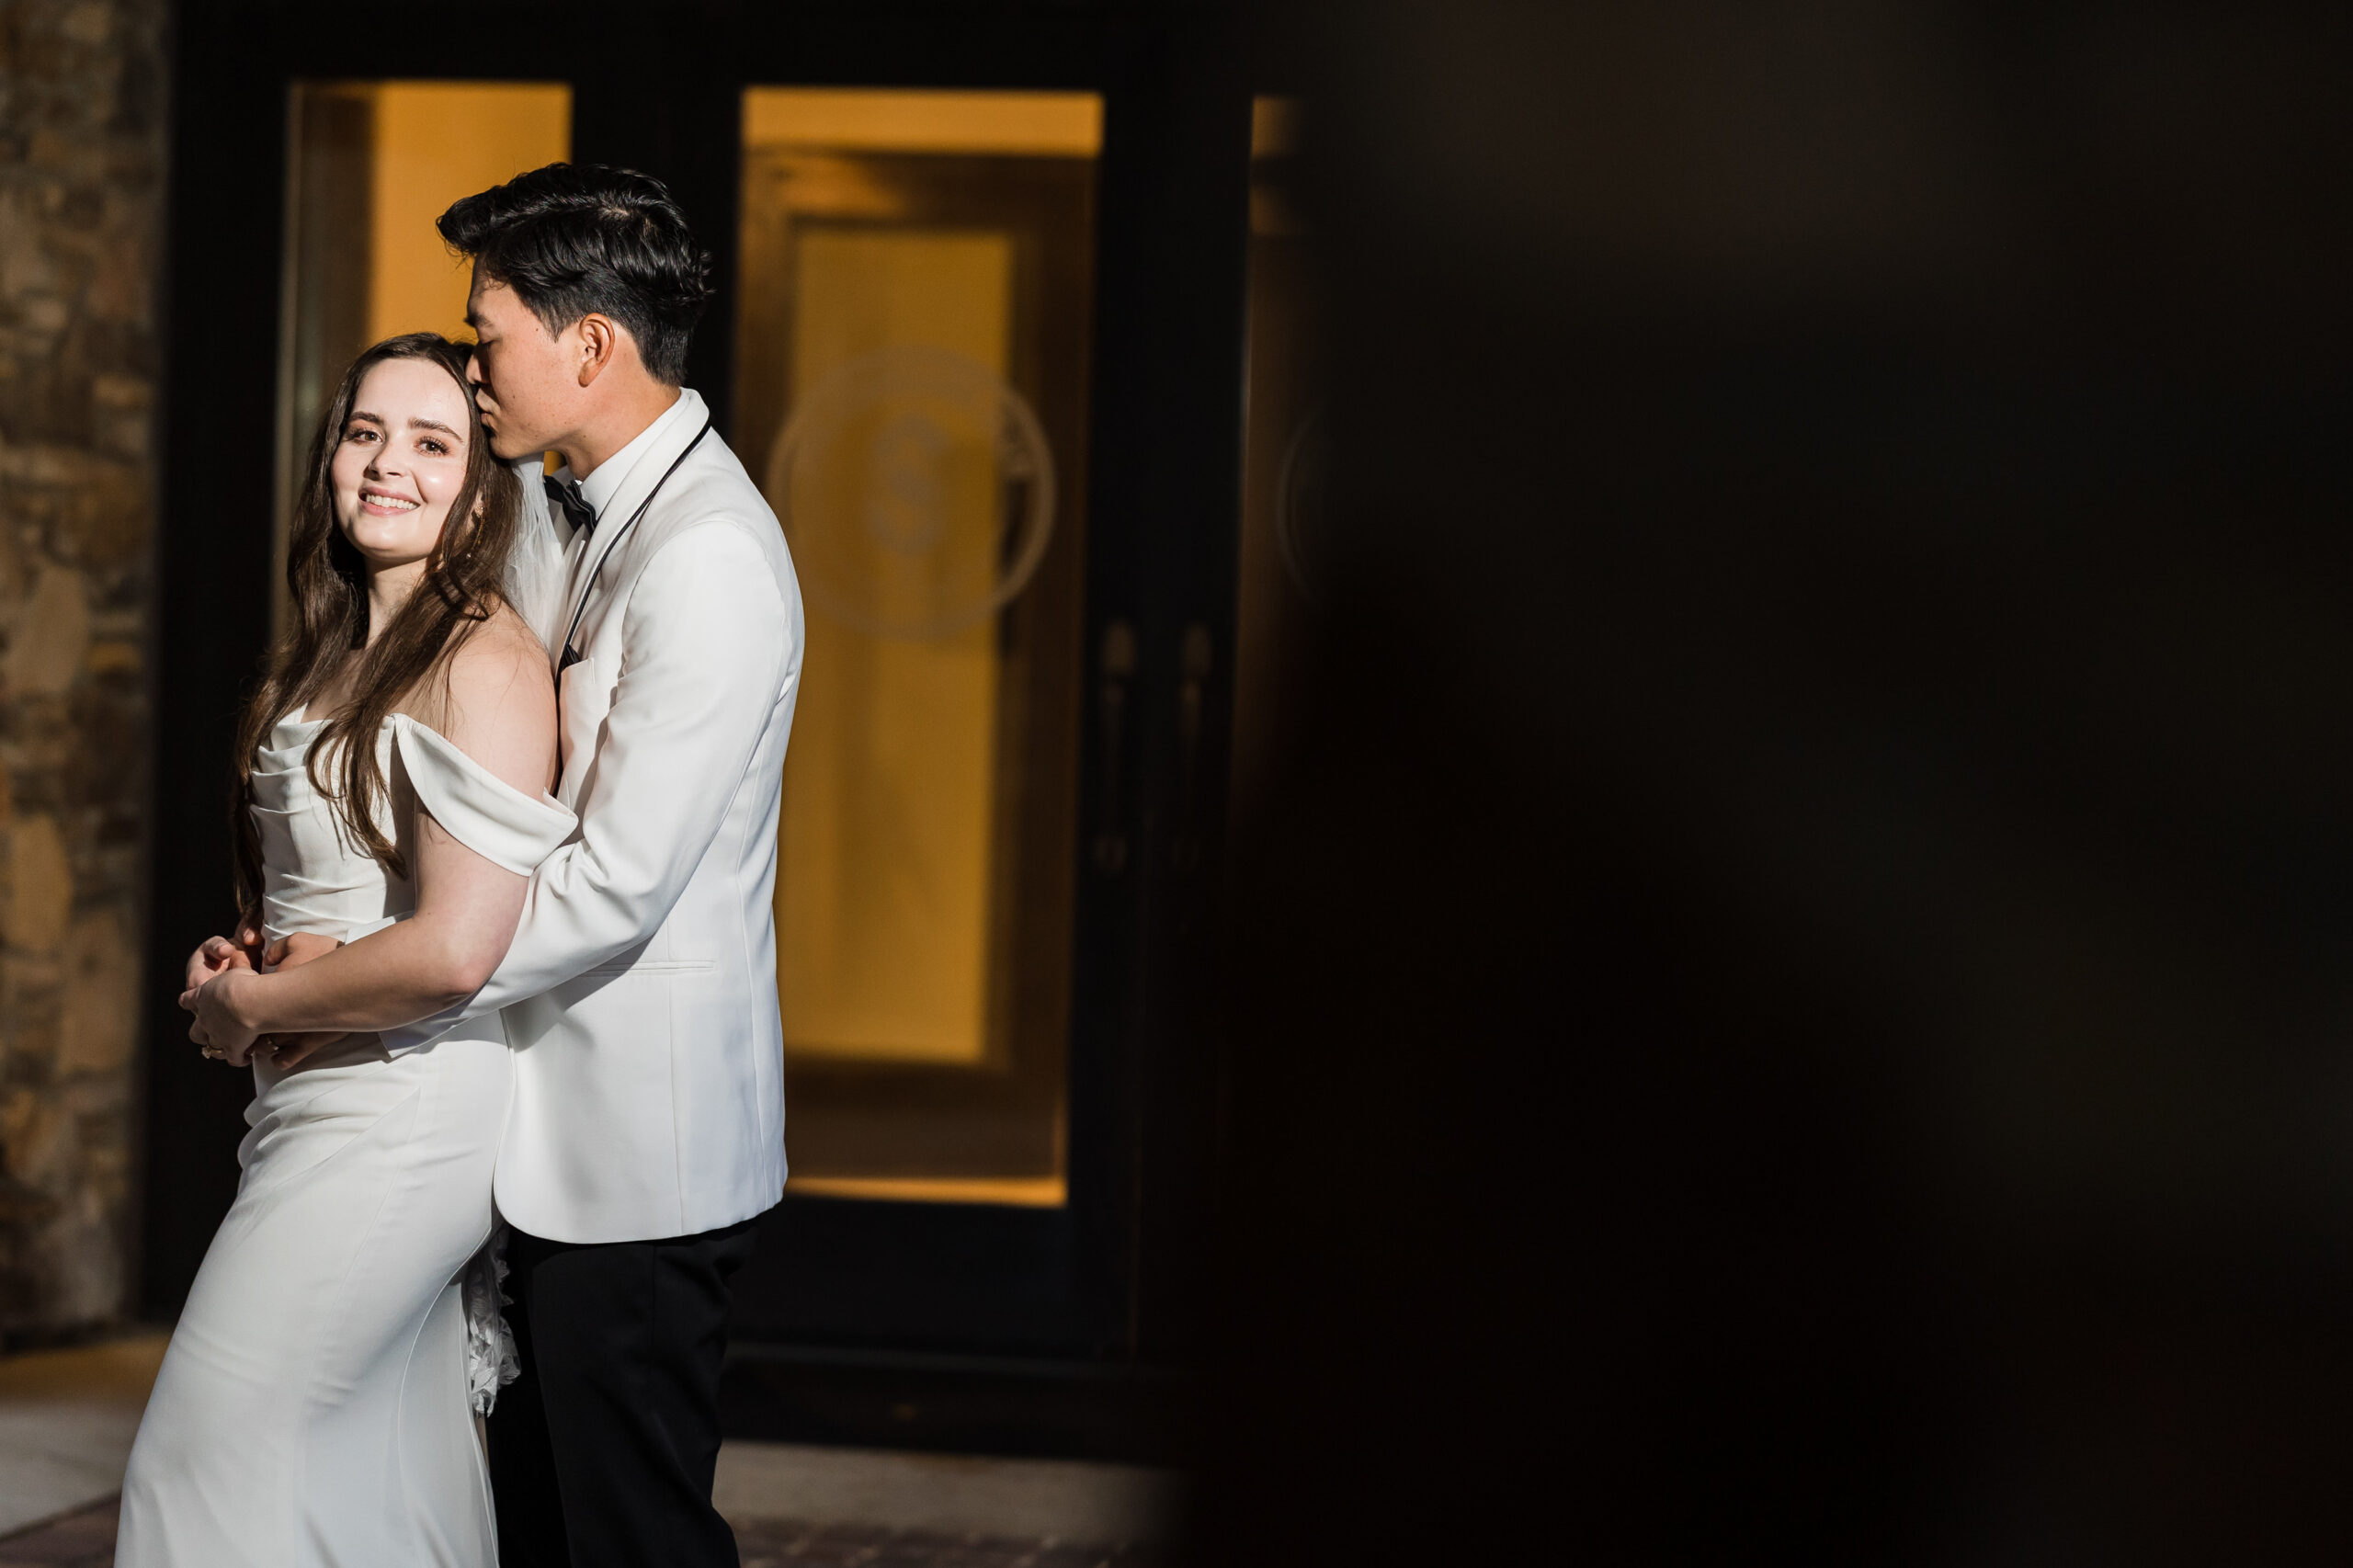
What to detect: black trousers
<box><xmin>488</xmin><ymin>1213</ymin><xmax>764</xmax><ymax>1568</ymax></box>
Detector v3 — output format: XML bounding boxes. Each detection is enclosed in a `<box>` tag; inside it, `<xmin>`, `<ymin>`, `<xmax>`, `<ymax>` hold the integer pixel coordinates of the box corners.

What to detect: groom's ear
<box><xmin>574</xmin><ymin>312</ymin><xmax>624</xmax><ymax>388</ymax></box>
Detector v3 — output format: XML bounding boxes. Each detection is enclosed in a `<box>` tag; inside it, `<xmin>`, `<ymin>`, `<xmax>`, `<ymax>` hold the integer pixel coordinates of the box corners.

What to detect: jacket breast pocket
<box><xmin>555</xmin><ymin>653</ymin><xmax>616</xmax><ymax>776</ymax></box>
<box><xmin>578</xmin><ymin>959</ymin><xmax>718</xmax><ymax>979</ymax></box>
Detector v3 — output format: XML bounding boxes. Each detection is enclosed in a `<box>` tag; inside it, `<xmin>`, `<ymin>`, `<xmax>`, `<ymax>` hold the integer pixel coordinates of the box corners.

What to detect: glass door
<box><xmin>732</xmin><ymin>89</ymin><xmax>1100</xmax><ymax>1210</ymax></box>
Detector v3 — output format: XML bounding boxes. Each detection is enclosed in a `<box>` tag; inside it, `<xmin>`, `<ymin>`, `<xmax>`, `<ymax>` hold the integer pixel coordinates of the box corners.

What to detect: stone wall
<box><xmin>0</xmin><ymin>0</ymin><xmax>165</xmax><ymax>1335</ymax></box>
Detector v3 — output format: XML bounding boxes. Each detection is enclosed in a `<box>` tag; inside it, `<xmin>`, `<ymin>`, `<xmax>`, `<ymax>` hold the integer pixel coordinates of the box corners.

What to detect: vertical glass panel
<box><xmin>1233</xmin><ymin>97</ymin><xmax>1322</xmax><ymax>824</ymax></box>
<box><xmin>278</xmin><ymin>82</ymin><xmax>570</xmax><ymax>627</ymax></box>
<box><xmin>779</xmin><ymin>231</ymin><xmax>1014</xmax><ymax>1069</ymax></box>
<box><xmin>737</xmin><ymin>88</ymin><xmax>1098</xmax><ymax>1206</ymax></box>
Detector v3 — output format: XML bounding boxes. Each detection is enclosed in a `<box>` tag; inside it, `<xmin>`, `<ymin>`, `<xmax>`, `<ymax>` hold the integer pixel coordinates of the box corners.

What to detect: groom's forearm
<box><xmin>231</xmin><ymin>834</ymin><xmax>531</xmax><ymax>1036</ymax></box>
<box><xmin>231</xmin><ymin>919</ymin><xmax>489</xmax><ymax>1035</ymax></box>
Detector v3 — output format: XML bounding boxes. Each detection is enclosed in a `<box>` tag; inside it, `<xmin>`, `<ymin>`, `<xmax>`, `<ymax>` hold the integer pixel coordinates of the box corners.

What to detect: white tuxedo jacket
<box><xmin>387</xmin><ymin>389</ymin><xmax>803</xmax><ymax>1243</ymax></box>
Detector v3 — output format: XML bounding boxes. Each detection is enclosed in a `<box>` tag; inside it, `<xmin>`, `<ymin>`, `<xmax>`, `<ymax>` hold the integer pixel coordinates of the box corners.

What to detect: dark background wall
<box><xmin>1204</xmin><ymin>2</ymin><xmax>2353</xmax><ymax>1562</ymax></box>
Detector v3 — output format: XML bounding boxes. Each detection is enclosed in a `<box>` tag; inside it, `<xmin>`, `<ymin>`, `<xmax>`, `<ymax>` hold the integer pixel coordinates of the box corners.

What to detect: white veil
<box><xmin>503</xmin><ymin>456</ymin><xmax>571</xmax><ymax>667</ymax></box>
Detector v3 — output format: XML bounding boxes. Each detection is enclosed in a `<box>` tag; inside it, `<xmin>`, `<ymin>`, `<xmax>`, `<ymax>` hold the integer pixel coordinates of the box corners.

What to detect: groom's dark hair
<box><xmin>438</xmin><ymin>163</ymin><xmax>712</xmax><ymax>384</ymax></box>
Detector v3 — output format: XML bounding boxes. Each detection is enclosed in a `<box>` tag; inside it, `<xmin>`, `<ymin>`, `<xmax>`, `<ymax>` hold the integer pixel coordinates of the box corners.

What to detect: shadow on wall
<box><xmin>1201</xmin><ymin>3</ymin><xmax>2353</xmax><ymax>1563</ymax></box>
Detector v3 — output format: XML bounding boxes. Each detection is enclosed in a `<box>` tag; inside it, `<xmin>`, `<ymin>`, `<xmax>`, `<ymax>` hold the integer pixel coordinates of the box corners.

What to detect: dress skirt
<box><xmin>118</xmin><ymin>1022</ymin><xmax>513</xmax><ymax>1568</ymax></box>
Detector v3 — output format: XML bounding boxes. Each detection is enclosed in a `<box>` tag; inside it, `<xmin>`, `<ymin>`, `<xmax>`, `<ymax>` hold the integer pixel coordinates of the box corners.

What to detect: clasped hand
<box><xmin>181</xmin><ymin>928</ymin><xmax>347</xmax><ymax>1068</ymax></box>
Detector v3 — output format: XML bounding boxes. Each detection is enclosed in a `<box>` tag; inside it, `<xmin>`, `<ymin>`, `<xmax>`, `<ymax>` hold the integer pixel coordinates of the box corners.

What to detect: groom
<box><xmin>196</xmin><ymin>164</ymin><xmax>802</xmax><ymax>1566</ymax></box>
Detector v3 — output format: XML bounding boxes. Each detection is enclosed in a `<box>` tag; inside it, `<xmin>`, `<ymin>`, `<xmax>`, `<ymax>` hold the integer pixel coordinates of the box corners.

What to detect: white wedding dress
<box><xmin>118</xmin><ymin>709</ymin><xmax>575</xmax><ymax>1568</ymax></box>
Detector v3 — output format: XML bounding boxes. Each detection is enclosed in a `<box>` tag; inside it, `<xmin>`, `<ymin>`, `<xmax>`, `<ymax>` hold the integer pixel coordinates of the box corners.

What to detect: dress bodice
<box><xmin>251</xmin><ymin>711</ymin><xmax>575</xmax><ymax>945</ymax></box>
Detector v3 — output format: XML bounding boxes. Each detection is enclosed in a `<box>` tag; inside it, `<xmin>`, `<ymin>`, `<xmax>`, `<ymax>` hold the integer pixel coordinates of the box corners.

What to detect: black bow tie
<box><xmin>544</xmin><ymin>475</ymin><xmax>597</xmax><ymax>538</ymax></box>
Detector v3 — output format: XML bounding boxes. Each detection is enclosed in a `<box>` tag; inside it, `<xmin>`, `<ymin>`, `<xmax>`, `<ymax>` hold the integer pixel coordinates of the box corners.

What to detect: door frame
<box><xmin>146</xmin><ymin>0</ymin><xmax>1251</xmax><ymax>1461</ymax></box>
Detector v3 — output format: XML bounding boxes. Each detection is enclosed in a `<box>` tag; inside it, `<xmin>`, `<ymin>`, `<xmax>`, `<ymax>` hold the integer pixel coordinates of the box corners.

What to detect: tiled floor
<box><xmin>0</xmin><ymin>1497</ymin><xmax>114</xmax><ymax>1565</ymax></box>
<box><xmin>0</xmin><ymin>1497</ymin><xmax>1164</xmax><ymax>1566</ymax></box>
<box><xmin>0</xmin><ymin>1336</ymin><xmax>1172</xmax><ymax>1564</ymax></box>
<box><xmin>735</xmin><ymin>1518</ymin><xmax>1158</xmax><ymax>1566</ymax></box>
<box><xmin>0</xmin><ymin>1336</ymin><xmax>167</xmax><ymax>1542</ymax></box>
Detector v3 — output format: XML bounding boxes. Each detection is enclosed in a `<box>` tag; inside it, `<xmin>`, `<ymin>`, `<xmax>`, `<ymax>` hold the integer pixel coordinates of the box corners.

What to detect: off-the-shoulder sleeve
<box><xmin>392</xmin><ymin>714</ymin><xmax>576</xmax><ymax>874</ymax></box>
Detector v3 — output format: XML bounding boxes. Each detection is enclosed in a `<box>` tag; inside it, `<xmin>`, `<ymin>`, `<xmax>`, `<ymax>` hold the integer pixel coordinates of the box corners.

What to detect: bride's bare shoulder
<box><xmin>414</xmin><ymin>605</ymin><xmax>558</xmax><ymax>794</ymax></box>
<box><xmin>460</xmin><ymin>599</ymin><xmax>551</xmax><ymax>669</ymax></box>
<box><xmin>432</xmin><ymin>596</ymin><xmax>537</xmax><ymax>680</ymax></box>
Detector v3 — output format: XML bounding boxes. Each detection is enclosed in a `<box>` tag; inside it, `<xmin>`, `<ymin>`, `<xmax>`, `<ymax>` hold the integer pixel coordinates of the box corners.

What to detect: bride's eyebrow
<box><xmin>406</xmin><ymin>417</ymin><xmax>461</xmax><ymax>437</ymax></box>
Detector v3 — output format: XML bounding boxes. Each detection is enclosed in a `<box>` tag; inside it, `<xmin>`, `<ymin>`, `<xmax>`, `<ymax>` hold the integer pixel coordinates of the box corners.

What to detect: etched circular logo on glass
<box><xmin>767</xmin><ymin>345</ymin><xmax>1056</xmax><ymax>640</ymax></box>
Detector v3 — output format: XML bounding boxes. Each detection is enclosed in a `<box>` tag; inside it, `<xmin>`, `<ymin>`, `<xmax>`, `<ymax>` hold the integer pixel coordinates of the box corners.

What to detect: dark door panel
<box><xmin>730</xmin><ymin>1201</ymin><xmax>1080</xmax><ymax>1350</ymax></box>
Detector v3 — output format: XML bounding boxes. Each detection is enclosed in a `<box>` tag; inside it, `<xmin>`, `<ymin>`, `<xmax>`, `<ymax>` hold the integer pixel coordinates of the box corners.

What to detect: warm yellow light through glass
<box><xmin>278</xmin><ymin>81</ymin><xmax>570</xmax><ymax>639</ymax></box>
<box><xmin>1251</xmin><ymin>95</ymin><xmax>1299</xmax><ymax>158</ymax></box>
<box><xmin>742</xmin><ymin>86</ymin><xmax>1098</xmax><ymax>1204</ymax></box>
<box><xmin>750</xmin><ymin>85</ymin><xmax>1097</xmax><ymax>1078</ymax></box>
<box><xmin>744</xmin><ymin>88</ymin><xmax>1099</xmax><ymax>157</ymax></box>
<box><xmin>774</xmin><ymin>230</ymin><xmax>1012</xmax><ymax>1065</ymax></box>
<box><xmin>367</xmin><ymin>83</ymin><xmax>571</xmax><ymax>342</ymax></box>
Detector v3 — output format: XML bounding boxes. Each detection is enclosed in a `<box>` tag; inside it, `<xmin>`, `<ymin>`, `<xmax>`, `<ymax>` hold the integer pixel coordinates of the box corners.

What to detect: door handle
<box><xmin>1092</xmin><ymin>619</ymin><xmax>1137</xmax><ymax>874</ymax></box>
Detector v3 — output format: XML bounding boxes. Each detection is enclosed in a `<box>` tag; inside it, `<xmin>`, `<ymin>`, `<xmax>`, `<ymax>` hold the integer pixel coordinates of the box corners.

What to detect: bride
<box><xmin>118</xmin><ymin>332</ymin><xmax>574</xmax><ymax>1566</ymax></box>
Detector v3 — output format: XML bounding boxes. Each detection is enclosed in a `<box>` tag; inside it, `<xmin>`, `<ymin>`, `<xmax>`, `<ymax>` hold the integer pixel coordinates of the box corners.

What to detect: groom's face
<box><xmin>463</xmin><ymin>269</ymin><xmax>574</xmax><ymax>462</ymax></box>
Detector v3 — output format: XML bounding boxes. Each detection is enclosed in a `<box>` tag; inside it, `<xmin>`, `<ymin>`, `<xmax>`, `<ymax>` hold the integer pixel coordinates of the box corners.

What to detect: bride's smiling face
<box><xmin>330</xmin><ymin>358</ymin><xmax>473</xmax><ymax>571</ymax></box>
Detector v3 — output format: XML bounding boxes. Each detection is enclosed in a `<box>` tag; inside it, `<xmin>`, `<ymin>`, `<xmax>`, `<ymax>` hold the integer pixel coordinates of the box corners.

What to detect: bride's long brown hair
<box><xmin>230</xmin><ymin>333</ymin><xmax>524</xmax><ymax>922</ymax></box>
